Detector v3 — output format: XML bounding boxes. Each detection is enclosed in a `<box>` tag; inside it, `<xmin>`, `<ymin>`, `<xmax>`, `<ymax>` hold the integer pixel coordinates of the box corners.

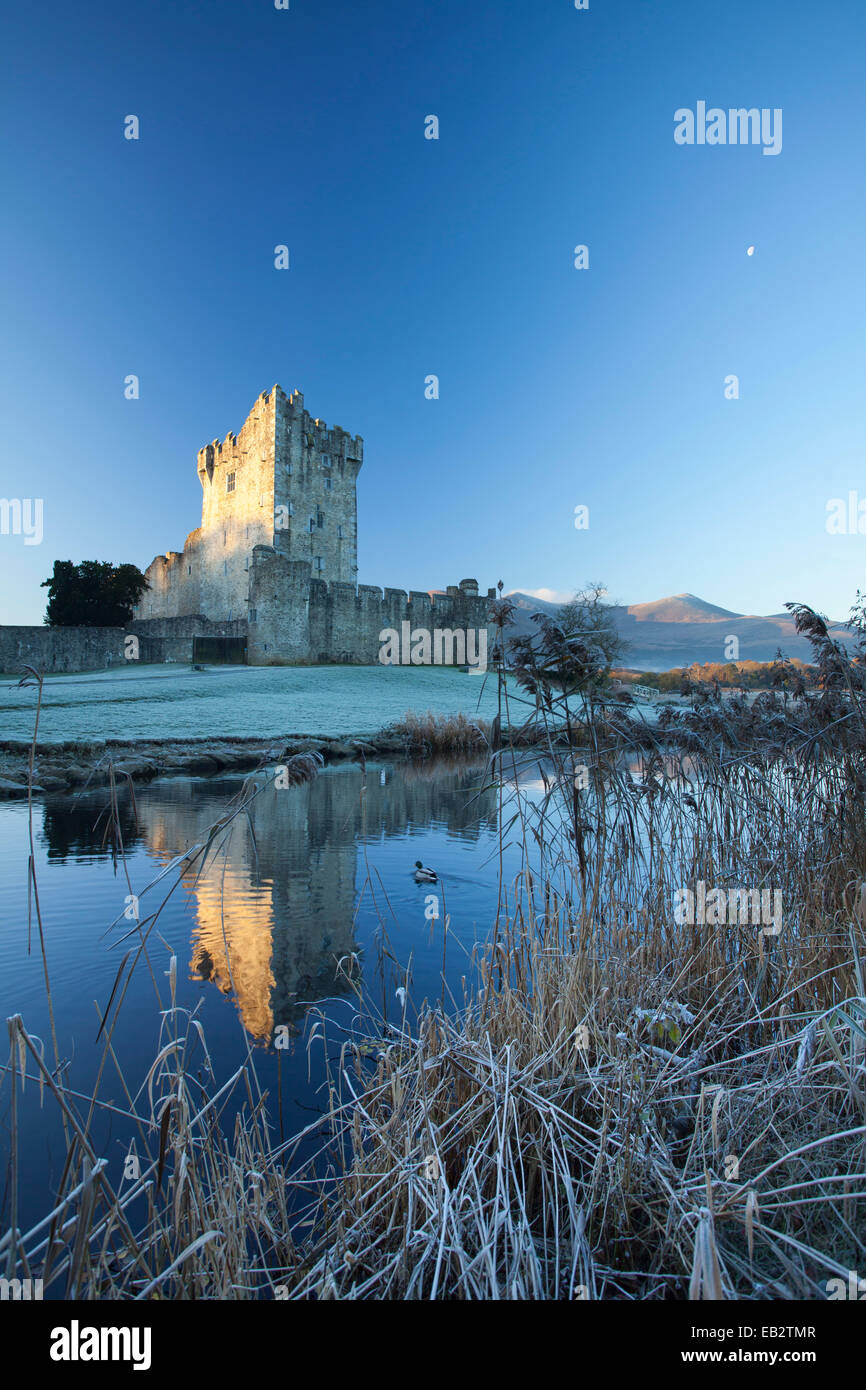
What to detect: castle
<box><xmin>133</xmin><ymin>386</ymin><xmax>496</xmax><ymax>666</ymax></box>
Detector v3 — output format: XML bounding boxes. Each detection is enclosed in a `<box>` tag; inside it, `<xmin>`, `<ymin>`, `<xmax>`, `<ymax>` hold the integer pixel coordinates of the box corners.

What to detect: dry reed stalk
<box><xmin>4</xmin><ymin>625</ymin><xmax>866</xmax><ymax>1299</ymax></box>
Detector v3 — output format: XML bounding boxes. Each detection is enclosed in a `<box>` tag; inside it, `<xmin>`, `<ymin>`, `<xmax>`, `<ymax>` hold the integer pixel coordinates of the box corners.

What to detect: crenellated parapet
<box><xmin>271</xmin><ymin>384</ymin><xmax>364</xmax><ymax>467</ymax></box>
<box><xmin>134</xmin><ymin>384</ymin><xmax>489</xmax><ymax>667</ymax></box>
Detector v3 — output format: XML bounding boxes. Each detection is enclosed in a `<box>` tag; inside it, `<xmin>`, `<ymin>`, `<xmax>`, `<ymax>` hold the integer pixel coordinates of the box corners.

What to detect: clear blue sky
<box><xmin>2</xmin><ymin>0</ymin><xmax>865</xmax><ymax>625</ymax></box>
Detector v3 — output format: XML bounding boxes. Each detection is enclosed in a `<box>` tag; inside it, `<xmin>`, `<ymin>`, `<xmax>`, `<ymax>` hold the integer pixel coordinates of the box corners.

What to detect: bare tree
<box><xmin>556</xmin><ymin>581</ymin><xmax>629</xmax><ymax>677</ymax></box>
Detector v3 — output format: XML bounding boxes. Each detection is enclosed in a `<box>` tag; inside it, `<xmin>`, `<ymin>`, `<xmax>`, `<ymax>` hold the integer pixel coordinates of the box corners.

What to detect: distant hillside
<box><xmin>507</xmin><ymin>591</ymin><xmax>563</xmax><ymax>619</ymax></box>
<box><xmin>627</xmin><ymin>593</ymin><xmax>740</xmax><ymax>623</ymax></box>
<box><xmin>505</xmin><ymin>591</ymin><xmax>854</xmax><ymax>670</ymax></box>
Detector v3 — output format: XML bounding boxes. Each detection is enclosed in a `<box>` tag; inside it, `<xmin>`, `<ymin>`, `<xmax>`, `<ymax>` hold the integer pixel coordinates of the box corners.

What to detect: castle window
<box><xmin>188</xmin><ymin>565</ymin><xmax>191</xmax><ymax>574</ymax></box>
<box><xmin>338</xmin><ymin>525</ymin><xmax>344</xmax><ymax>539</ymax></box>
<box><xmin>226</xmin><ymin>472</ymin><xmax>236</xmax><ymax>493</ymax></box>
<box><xmin>249</xmin><ymin>609</ymin><xmax>257</xmax><ymax>623</ymax></box>
<box><xmin>309</xmin><ymin>517</ymin><xmax>316</xmax><ymax>533</ymax></box>
<box><xmin>324</xmin><ymin>476</ymin><xmax>332</xmax><ymax>490</ymax></box>
<box><xmin>317</xmin><ymin>510</ymin><xmax>324</xmax><ymax>528</ymax></box>
<box><xmin>321</xmin><ymin>454</ymin><xmax>331</xmax><ymax>468</ymax></box>
<box><xmin>314</xmin><ymin>556</ymin><xmax>324</xmax><ymax>571</ymax></box>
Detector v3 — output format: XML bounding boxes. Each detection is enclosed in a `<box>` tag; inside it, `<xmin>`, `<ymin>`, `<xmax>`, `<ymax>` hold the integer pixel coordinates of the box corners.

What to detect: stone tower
<box><xmin>272</xmin><ymin>386</ymin><xmax>363</xmax><ymax>585</ymax></box>
<box><xmin>132</xmin><ymin>384</ymin><xmax>495</xmax><ymax>668</ymax></box>
<box><xmin>137</xmin><ymin>385</ymin><xmax>363</xmax><ymax>622</ymax></box>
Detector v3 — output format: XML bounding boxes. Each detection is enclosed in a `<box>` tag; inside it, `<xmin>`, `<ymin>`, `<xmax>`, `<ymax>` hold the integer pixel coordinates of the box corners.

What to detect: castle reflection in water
<box><xmin>41</xmin><ymin>761</ymin><xmax>497</xmax><ymax>1044</ymax></box>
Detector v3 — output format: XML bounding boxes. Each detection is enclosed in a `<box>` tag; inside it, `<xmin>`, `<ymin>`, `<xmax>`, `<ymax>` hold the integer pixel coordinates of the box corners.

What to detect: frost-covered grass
<box><xmin>6</xmin><ymin>603</ymin><xmax>865</xmax><ymax>1300</ymax></box>
<box><xmin>0</xmin><ymin>662</ymin><xmax>508</xmax><ymax>744</ymax></box>
<box><xmin>6</xmin><ymin>707</ymin><xmax>865</xmax><ymax>1301</ymax></box>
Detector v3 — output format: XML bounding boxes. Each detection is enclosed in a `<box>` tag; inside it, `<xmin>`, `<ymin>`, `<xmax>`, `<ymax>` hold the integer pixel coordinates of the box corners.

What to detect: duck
<box><xmin>413</xmin><ymin>860</ymin><xmax>438</xmax><ymax>884</ymax></box>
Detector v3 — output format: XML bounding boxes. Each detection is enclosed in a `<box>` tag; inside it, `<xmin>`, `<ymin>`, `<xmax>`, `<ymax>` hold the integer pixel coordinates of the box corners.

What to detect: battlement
<box><xmin>137</xmin><ymin>385</ymin><xmax>490</xmax><ymax>665</ymax></box>
<box><xmin>195</xmin><ymin>386</ymin><xmax>364</xmax><ymax>474</ymax></box>
<box><xmin>272</xmin><ymin>384</ymin><xmax>364</xmax><ymax>462</ymax></box>
<box><xmin>245</xmin><ymin>554</ymin><xmax>495</xmax><ymax>665</ymax></box>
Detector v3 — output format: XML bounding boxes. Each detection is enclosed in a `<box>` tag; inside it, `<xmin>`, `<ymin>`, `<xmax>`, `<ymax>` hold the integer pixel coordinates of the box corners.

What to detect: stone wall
<box><xmin>128</xmin><ymin>615</ymin><xmax>248</xmax><ymax>664</ymax></box>
<box><xmin>0</xmin><ymin>626</ymin><xmax>126</xmax><ymax>675</ymax></box>
<box><xmin>0</xmin><ymin>617</ymin><xmax>252</xmax><ymax>675</ymax></box>
<box><xmin>1</xmin><ymin>578</ymin><xmax>496</xmax><ymax>673</ymax></box>
<box><xmin>249</xmin><ymin>552</ymin><xmax>495</xmax><ymax>665</ymax></box>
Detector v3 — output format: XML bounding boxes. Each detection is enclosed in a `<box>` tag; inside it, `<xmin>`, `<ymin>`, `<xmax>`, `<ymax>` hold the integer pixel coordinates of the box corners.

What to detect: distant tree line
<box><xmin>615</xmin><ymin>658</ymin><xmax>814</xmax><ymax>693</ymax></box>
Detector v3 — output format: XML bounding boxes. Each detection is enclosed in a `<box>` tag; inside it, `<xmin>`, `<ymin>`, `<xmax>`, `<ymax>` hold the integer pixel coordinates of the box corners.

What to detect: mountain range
<box><xmin>505</xmin><ymin>592</ymin><xmax>855</xmax><ymax>671</ymax></box>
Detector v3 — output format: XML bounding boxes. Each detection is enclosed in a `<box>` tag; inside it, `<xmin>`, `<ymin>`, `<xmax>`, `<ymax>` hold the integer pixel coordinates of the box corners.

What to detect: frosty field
<box><xmin>0</xmin><ymin>661</ymin><xmax>510</xmax><ymax>745</ymax></box>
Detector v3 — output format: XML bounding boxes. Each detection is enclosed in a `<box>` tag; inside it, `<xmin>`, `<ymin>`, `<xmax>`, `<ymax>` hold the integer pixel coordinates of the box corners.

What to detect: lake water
<box><xmin>0</xmin><ymin>758</ymin><xmax>534</xmax><ymax>1247</ymax></box>
<box><xmin>0</xmin><ymin>663</ymin><xmax>516</xmax><ymax>744</ymax></box>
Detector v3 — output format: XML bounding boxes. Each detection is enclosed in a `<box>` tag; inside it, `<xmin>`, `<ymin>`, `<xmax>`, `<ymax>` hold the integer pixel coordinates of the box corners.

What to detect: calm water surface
<box><xmin>0</xmin><ymin>759</ymin><xmax>536</xmax><ymax>1239</ymax></box>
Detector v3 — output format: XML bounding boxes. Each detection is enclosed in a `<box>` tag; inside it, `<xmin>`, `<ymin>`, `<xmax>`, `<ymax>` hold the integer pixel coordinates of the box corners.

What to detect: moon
<box><xmin>747</xmin><ymin>246</ymin><xmax>755</xmax><ymax>256</ymax></box>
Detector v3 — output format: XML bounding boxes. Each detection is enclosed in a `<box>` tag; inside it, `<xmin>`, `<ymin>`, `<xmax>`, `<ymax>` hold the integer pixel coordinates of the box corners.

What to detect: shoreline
<box><xmin>0</xmin><ymin>702</ymin><xmax>668</xmax><ymax>798</ymax></box>
<box><xmin>0</xmin><ymin>731</ymin><xmax>411</xmax><ymax>796</ymax></box>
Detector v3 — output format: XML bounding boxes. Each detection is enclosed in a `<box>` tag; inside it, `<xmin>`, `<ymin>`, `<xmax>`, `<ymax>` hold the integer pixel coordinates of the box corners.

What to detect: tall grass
<box><xmin>3</xmin><ymin>601</ymin><xmax>866</xmax><ymax>1298</ymax></box>
<box><xmin>390</xmin><ymin>710</ymin><xmax>492</xmax><ymax>756</ymax></box>
<box><xmin>276</xmin><ymin>600</ymin><xmax>866</xmax><ymax>1298</ymax></box>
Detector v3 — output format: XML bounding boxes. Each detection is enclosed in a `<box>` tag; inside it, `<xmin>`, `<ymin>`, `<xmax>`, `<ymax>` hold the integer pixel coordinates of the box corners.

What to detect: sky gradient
<box><xmin>2</xmin><ymin>0</ymin><xmax>865</xmax><ymax>625</ymax></box>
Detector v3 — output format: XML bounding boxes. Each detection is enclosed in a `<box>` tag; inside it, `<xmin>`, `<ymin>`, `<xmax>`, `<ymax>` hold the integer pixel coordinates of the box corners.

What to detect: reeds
<box><xmin>269</xmin><ymin>718</ymin><xmax>866</xmax><ymax>1300</ymax></box>
<box><xmin>390</xmin><ymin>710</ymin><xmax>492</xmax><ymax>756</ymax></box>
<box><xmin>3</xmin><ymin>601</ymin><xmax>866</xmax><ymax>1299</ymax></box>
<box><xmin>278</xmin><ymin>898</ymin><xmax>865</xmax><ymax>1299</ymax></box>
<box><xmin>272</xmin><ymin>602</ymin><xmax>866</xmax><ymax>1299</ymax></box>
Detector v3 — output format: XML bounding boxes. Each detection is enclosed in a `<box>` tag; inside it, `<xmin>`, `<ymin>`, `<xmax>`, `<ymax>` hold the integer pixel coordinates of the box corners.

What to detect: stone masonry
<box><xmin>133</xmin><ymin>386</ymin><xmax>496</xmax><ymax>665</ymax></box>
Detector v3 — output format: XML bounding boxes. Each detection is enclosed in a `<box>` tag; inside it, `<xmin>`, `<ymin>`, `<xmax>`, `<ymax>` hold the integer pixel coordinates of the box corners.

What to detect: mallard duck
<box><xmin>413</xmin><ymin>860</ymin><xmax>438</xmax><ymax>884</ymax></box>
